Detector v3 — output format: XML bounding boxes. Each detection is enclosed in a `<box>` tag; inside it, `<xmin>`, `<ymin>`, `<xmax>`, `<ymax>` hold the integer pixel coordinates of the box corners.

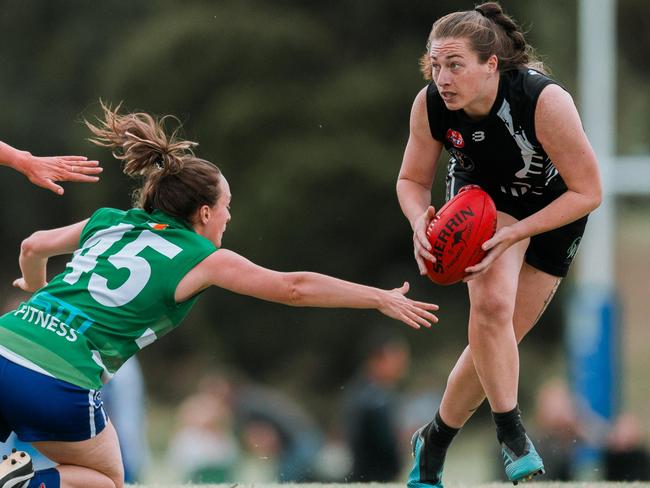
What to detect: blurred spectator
<box><xmin>166</xmin><ymin>383</ymin><xmax>239</xmax><ymax>483</ymax></box>
<box><xmin>530</xmin><ymin>378</ymin><xmax>585</xmax><ymax>481</ymax></box>
<box><xmin>340</xmin><ymin>330</ymin><xmax>410</xmax><ymax>481</ymax></box>
<box><xmin>102</xmin><ymin>356</ymin><xmax>150</xmax><ymax>483</ymax></box>
<box><xmin>604</xmin><ymin>413</ymin><xmax>650</xmax><ymax>481</ymax></box>
<box><xmin>233</xmin><ymin>382</ymin><xmax>323</xmax><ymax>482</ymax></box>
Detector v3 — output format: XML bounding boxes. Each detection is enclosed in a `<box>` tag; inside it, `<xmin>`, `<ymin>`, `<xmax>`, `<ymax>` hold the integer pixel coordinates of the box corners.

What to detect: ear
<box><xmin>199</xmin><ymin>204</ymin><xmax>211</xmax><ymax>224</ymax></box>
<box><xmin>487</xmin><ymin>54</ymin><xmax>498</xmax><ymax>73</ymax></box>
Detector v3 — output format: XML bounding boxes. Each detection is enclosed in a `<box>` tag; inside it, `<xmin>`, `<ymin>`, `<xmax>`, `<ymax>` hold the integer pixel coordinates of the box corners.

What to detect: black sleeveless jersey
<box><xmin>426</xmin><ymin>68</ymin><xmax>568</xmax><ymax>204</ymax></box>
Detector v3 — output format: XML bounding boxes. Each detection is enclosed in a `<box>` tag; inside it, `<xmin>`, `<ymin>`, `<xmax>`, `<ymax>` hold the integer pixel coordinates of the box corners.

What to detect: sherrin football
<box><xmin>425</xmin><ymin>185</ymin><xmax>497</xmax><ymax>285</ymax></box>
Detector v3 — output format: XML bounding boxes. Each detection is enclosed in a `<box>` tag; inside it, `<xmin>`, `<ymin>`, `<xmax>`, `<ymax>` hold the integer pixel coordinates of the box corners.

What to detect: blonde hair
<box><xmin>86</xmin><ymin>102</ymin><xmax>222</xmax><ymax>223</ymax></box>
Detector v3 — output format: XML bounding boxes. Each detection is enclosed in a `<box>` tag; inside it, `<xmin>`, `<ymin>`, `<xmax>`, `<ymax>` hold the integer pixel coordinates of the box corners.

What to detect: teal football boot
<box><xmin>407</xmin><ymin>424</ymin><xmax>444</xmax><ymax>488</ymax></box>
<box><xmin>501</xmin><ymin>435</ymin><xmax>545</xmax><ymax>485</ymax></box>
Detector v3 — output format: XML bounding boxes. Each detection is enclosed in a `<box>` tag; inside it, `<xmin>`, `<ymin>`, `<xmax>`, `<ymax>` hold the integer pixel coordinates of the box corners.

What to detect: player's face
<box><xmin>195</xmin><ymin>176</ymin><xmax>232</xmax><ymax>247</ymax></box>
<box><xmin>210</xmin><ymin>177</ymin><xmax>232</xmax><ymax>247</ymax></box>
<box><xmin>429</xmin><ymin>37</ymin><xmax>498</xmax><ymax>116</ymax></box>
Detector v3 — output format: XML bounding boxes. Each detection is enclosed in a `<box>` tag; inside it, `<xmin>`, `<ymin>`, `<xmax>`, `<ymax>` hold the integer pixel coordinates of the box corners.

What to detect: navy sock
<box><xmin>421</xmin><ymin>411</ymin><xmax>460</xmax><ymax>482</ymax></box>
<box><xmin>493</xmin><ymin>406</ymin><xmax>527</xmax><ymax>456</ymax></box>
<box><xmin>28</xmin><ymin>467</ymin><xmax>60</xmax><ymax>488</ymax></box>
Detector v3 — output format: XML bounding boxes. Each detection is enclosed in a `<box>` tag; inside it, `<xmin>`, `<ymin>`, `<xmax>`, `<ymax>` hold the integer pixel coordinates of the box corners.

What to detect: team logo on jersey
<box><xmin>446</xmin><ymin>129</ymin><xmax>465</xmax><ymax>148</ymax></box>
<box><xmin>471</xmin><ymin>131</ymin><xmax>485</xmax><ymax>142</ymax></box>
<box><xmin>148</xmin><ymin>223</ymin><xmax>169</xmax><ymax>230</ymax></box>
<box><xmin>449</xmin><ymin>148</ymin><xmax>475</xmax><ymax>172</ymax></box>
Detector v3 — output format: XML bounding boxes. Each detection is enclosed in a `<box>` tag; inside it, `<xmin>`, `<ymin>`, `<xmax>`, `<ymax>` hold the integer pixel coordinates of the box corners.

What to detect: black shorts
<box><xmin>446</xmin><ymin>175</ymin><xmax>588</xmax><ymax>278</ymax></box>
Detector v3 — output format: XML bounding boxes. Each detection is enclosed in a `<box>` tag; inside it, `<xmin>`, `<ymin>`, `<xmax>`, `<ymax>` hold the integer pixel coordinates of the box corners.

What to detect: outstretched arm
<box><xmin>0</xmin><ymin>141</ymin><xmax>102</xmax><ymax>195</ymax></box>
<box><xmin>14</xmin><ymin>219</ymin><xmax>88</xmax><ymax>292</ymax></box>
<box><xmin>176</xmin><ymin>249</ymin><xmax>439</xmax><ymax>330</ymax></box>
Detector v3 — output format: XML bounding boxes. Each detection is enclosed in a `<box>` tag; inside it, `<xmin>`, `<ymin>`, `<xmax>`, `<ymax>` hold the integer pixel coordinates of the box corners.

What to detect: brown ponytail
<box><xmin>85</xmin><ymin>101</ymin><xmax>222</xmax><ymax>223</ymax></box>
<box><xmin>419</xmin><ymin>2</ymin><xmax>547</xmax><ymax>81</ymax></box>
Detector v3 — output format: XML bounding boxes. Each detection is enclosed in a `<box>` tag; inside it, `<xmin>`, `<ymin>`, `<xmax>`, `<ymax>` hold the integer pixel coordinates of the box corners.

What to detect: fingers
<box><xmin>412</xmin><ymin>300</ymin><xmax>440</xmax><ymax>311</ymax></box>
<box><xmin>64</xmin><ymin>172</ymin><xmax>101</xmax><ymax>183</ymax></box>
<box><xmin>66</xmin><ymin>161</ymin><xmax>102</xmax><ymax>179</ymax></box>
<box><xmin>482</xmin><ymin>237</ymin><xmax>496</xmax><ymax>251</ymax></box>
<box><xmin>402</xmin><ymin>315</ymin><xmax>423</xmax><ymax>330</ymax></box>
<box><xmin>39</xmin><ymin>179</ymin><xmax>65</xmax><ymax>195</ymax></box>
<box><xmin>403</xmin><ymin>307</ymin><xmax>438</xmax><ymax>329</ymax></box>
<box><xmin>56</xmin><ymin>156</ymin><xmax>93</xmax><ymax>162</ymax></box>
<box><xmin>67</xmin><ymin>159</ymin><xmax>102</xmax><ymax>172</ymax></box>
<box><xmin>12</xmin><ymin>278</ymin><xmax>27</xmax><ymax>291</ymax></box>
<box><xmin>415</xmin><ymin>254</ymin><xmax>428</xmax><ymax>276</ymax></box>
<box><xmin>398</xmin><ymin>281</ymin><xmax>410</xmax><ymax>294</ymax></box>
<box><xmin>414</xmin><ymin>234</ymin><xmax>435</xmax><ymax>276</ymax></box>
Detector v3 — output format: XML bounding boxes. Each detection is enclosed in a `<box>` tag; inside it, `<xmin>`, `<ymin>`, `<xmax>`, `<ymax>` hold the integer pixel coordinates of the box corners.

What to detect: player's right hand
<box><xmin>412</xmin><ymin>206</ymin><xmax>436</xmax><ymax>275</ymax></box>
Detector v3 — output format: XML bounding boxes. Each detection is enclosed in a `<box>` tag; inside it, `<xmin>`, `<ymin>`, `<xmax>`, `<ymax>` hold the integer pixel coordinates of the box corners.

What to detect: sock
<box><xmin>28</xmin><ymin>467</ymin><xmax>60</xmax><ymax>488</ymax></box>
<box><xmin>493</xmin><ymin>406</ymin><xmax>527</xmax><ymax>456</ymax></box>
<box><xmin>421</xmin><ymin>410</ymin><xmax>460</xmax><ymax>482</ymax></box>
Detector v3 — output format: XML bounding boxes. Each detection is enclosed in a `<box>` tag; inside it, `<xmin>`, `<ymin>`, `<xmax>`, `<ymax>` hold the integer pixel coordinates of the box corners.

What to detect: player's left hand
<box><xmin>463</xmin><ymin>225</ymin><xmax>519</xmax><ymax>281</ymax></box>
<box><xmin>12</xmin><ymin>277</ymin><xmax>45</xmax><ymax>293</ymax></box>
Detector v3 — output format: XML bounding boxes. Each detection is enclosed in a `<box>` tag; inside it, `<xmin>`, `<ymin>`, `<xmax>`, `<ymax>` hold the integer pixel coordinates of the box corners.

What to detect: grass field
<box><xmin>125</xmin><ymin>483</ymin><xmax>650</xmax><ymax>487</ymax></box>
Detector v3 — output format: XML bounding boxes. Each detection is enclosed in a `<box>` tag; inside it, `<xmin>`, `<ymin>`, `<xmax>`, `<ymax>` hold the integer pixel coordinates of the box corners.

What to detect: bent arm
<box><xmin>17</xmin><ymin>220</ymin><xmax>88</xmax><ymax>291</ymax></box>
<box><xmin>510</xmin><ymin>85</ymin><xmax>602</xmax><ymax>240</ymax></box>
<box><xmin>176</xmin><ymin>249</ymin><xmax>439</xmax><ymax>329</ymax></box>
<box><xmin>396</xmin><ymin>87</ymin><xmax>442</xmax><ymax>229</ymax></box>
<box><xmin>465</xmin><ymin>86</ymin><xmax>602</xmax><ymax>278</ymax></box>
<box><xmin>396</xmin><ymin>87</ymin><xmax>444</xmax><ymax>274</ymax></box>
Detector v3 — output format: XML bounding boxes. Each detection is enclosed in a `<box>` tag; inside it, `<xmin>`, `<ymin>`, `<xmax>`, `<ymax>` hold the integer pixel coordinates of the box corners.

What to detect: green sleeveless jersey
<box><xmin>0</xmin><ymin>207</ymin><xmax>217</xmax><ymax>389</ymax></box>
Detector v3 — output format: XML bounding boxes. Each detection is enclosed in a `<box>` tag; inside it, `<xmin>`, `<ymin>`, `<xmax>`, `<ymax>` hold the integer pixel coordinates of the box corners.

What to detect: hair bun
<box><xmin>475</xmin><ymin>2</ymin><xmax>516</xmax><ymax>33</ymax></box>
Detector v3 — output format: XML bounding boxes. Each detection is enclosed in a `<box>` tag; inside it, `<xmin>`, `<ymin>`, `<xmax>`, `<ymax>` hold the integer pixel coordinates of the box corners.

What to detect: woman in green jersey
<box><xmin>0</xmin><ymin>103</ymin><xmax>439</xmax><ymax>488</ymax></box>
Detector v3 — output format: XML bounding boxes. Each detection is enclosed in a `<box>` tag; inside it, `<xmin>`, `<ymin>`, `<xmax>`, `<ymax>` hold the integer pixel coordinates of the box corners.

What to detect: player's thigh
<box><xmin>32</xmin><ymin>421</ymin><xmax>124</xmax><ymax>487</ymax></box>
<box><xmin>512</xmin><ymin>262</ymin><xmax>562</xmax><ymax>342</ymax></box>
<box><xmin>467</xmin><ymin>211</ymin><xmax>529</xmax><ymax>315</ymax></box>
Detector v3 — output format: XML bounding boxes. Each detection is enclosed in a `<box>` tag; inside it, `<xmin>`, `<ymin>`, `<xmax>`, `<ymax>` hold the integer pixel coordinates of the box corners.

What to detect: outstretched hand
<box><xmin>378</xmin><ymin>281</ymin><xmax>439</xmax><ymax>329</ymax></box>
<box><xmin>18</xmin><ymin>154</ymin><xmax>103</xmax><ymax>195</ymax></box>
<box><xmin>412</xmin><ymin>206</ymin><xmax>437</xmax><ymax>275</ymax></box>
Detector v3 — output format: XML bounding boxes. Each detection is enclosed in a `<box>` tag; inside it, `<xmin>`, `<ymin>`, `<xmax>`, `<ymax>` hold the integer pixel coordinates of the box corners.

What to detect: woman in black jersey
<box><xmin>397</xmin><ymin>3</ymin><xmax>601</xmax><ymax>486</ymax></box>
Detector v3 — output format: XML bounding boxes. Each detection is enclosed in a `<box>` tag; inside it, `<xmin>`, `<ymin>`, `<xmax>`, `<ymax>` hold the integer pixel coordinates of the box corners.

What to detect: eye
<box><xmin>450</xmin><ymin>62</ymin><xmax>462</xmax><ymax>70</ymax></box>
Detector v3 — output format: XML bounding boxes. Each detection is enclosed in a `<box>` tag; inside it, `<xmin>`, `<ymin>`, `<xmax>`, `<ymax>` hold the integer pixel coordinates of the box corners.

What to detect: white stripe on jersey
<box><xmin>0</xmin><ymin>344</ymin><xmax>54</xmax><ymax>378</ymax></box>
<box><xmin>88</xmin><ymin>390</ymin><xmax>97</xmax><ymax>437</ymax></box>
<box><xmin>496</xmin><ymin>98</ymin><xmax>559</xmax><ymax>195</ymax></box>
<box><xmin>447</xmin><ymin>159</ymin><xmax>458</xmax><ymax>200</ymax></box>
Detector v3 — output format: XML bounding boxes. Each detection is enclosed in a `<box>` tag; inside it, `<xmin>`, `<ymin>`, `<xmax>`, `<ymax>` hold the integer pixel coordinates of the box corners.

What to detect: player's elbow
<box><xmin>586</xmin><ymin>185</ymin><xmax>602</xmax><ymax>213</ymax></box>
<box><xmin>284</xmin><ymin>272</ymin><xmax>309</xmax><ymax>306</ymax></box>
<box><xmin>20</xmin><ymin>231</ymin><xmax>48</xmax><ymax>258</ymax></box>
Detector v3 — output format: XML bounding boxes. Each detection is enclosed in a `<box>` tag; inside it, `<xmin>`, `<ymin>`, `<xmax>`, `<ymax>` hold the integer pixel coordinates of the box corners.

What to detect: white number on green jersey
<box><xmin>64</xmin><ymin>225</ymin><xmax>182</xmax><ymax>307</ymax></box>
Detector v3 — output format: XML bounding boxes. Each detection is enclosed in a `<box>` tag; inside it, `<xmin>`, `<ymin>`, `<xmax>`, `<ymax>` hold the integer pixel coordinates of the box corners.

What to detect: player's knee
<box><xmin>111</xmin><ymin>466</ymin><xmax>125</xmax><ymax>488</ymax></box>
<box><xmin>471</xmin><ymin>292</ymin><xmax>513</xmax><ymax>326</ymax></box>
<box><xmin>101</xmin><ymin>463</ymin><xmax>124</xmax><ymax>488</ymax></box>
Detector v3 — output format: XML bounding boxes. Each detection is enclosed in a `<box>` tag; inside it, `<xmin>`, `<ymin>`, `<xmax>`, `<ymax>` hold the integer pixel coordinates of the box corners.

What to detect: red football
<box><xmin>425</xmin><ymin>185</ymin><xmax>497</xmax><ymax>285</ymax></box>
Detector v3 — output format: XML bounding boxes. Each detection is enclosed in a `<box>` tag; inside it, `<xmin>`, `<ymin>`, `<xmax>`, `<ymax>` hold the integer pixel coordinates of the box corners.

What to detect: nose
<box><xmin>436</xmin><ymin>67</ymin><xmax>451</xmax><ymax>87</ymax></box>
